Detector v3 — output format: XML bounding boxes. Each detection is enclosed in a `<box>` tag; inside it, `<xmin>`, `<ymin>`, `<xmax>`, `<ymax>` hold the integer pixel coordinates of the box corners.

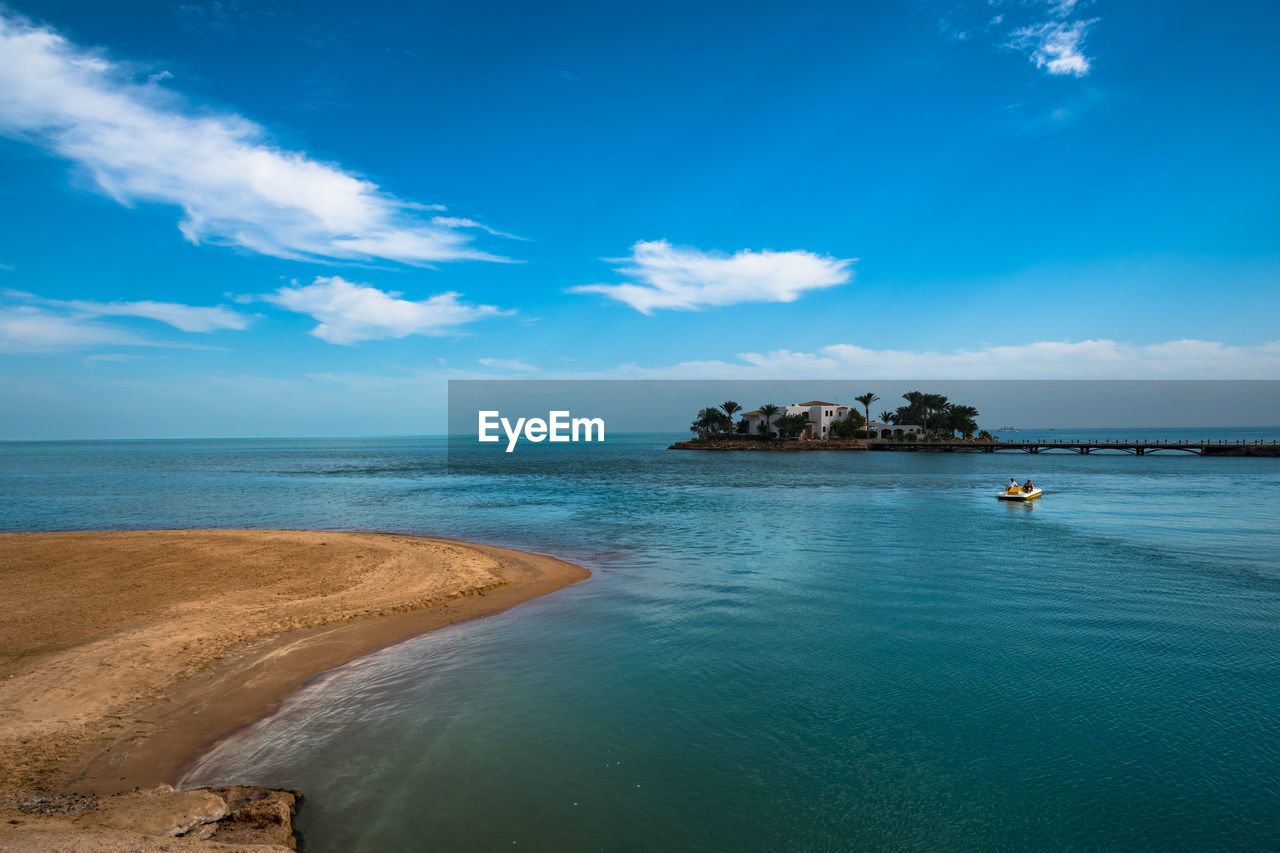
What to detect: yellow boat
<box><xmin>998</xmin><ymin>487</ymin><xmax>1042</xmax><ymax>501</ymax></box>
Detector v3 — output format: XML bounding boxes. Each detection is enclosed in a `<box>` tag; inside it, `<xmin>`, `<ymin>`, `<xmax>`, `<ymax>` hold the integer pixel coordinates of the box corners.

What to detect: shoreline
<box><xmin>0</xmin><ymin>530</ymin><xmax>588</xmax><ymax>847</ymax></box>
<box><xmin>77</xmin><ymin>538</ymin><xmax>589</xmax><ymax>794</ymax></box>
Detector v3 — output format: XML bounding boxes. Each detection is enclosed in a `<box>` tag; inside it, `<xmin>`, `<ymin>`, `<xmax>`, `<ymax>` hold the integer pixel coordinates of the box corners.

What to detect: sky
<box><xmin>1</xmin><ymin>0</ymin><xmax>1278</xmax><ymax>437</ymax></box>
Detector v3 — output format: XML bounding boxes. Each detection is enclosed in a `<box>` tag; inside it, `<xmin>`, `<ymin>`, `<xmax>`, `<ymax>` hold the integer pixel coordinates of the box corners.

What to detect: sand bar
<box><xmin>0</xmin><ymin>529</ymin><xmax>589</xmax><ymax>800</ymax></box>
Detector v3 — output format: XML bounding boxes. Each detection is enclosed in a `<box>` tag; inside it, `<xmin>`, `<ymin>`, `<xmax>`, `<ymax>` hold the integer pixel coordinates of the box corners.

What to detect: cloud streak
<box><xmin>0</xmin><ymin>305</ymin><xmax>151</xmax><ymax>353</ymax></box>
<box><xmin>600</xmin><ymin>339</ymin><xmax>1280</xmax><ymax>379</ymax></box>
<box><xmin>570</xmin><ymin>240</ymin><xmax>854</xmax><ymax>313</ymax></box>
<box><xmin>0</xmin><ymin>291</ymin><xmax>248</xmax><ymax>352</ymax></box>
<box><xmin>0</xmin><ymin>11</ymin><xmax>507</xmax><ymax>264</ymax></box>
<box><xmin>1005</xmin><ymin>17</ymin><xmax>1095</xmax><ymax>77</ymax></box>
<box><xmin>945</xmin><ymin>1</ymin><xmax>1099</xmax><ymax>77</ymax></box>
<box><xmin>54</xmin><ymin>298</ymin><xmax>249</xmax><ymax>332</ymax></box>
<box><xmin>477</xmin><ymin>357</ymin><xmax>538</xmax><ymax>372</ymax></box>
<box><xmin>261</xmin><ymin>276</ymin><xmax>512</xmax><ymax>345</ymax></box>
<box><xmin>299</xmin><ymin>337</ymin><xmax>1280</xmax><ymax>382</ymax></box>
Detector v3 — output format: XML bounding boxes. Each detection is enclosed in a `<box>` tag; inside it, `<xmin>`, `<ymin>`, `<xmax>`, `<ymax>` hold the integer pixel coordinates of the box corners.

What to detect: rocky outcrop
<box><xmin>202</xmin><ymin>786</ymin><xmax>299</xmax><ymax>849</ymax></box>
<box><xmin>89</xmin><ymin>785</ymin><xmax>227</xmax><ymax>836</ymax></box>
<box><xmin>0</xmin><ymin>784</ymin><xmax>300</xmax><ymax>851</ymax></box>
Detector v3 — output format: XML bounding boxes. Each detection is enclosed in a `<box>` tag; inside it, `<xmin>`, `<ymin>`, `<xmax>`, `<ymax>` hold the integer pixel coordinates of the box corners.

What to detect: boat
<box><xmin>998</xmin><ymin>487</ymin><xmax>1042</xmax><ymax>501</ymax></box>
<box><xmin>997</xmin><ymin>426</ymin><xmax>1018</xmax><ymax>432</ymax></box>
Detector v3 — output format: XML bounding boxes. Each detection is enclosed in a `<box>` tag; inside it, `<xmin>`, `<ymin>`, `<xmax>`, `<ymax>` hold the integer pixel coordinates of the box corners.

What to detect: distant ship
<box><xmin>997</xmin><ymin>426</ymin><xmax>1018</xmax><ymax>432</ymax></box>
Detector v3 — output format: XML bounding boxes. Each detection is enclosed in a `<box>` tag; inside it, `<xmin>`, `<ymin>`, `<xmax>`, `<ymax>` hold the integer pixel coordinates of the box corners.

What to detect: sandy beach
<box><xmin>0</xmin><ymin>529</ymin><xmax>587</xmax><ymax>848</ymax></box>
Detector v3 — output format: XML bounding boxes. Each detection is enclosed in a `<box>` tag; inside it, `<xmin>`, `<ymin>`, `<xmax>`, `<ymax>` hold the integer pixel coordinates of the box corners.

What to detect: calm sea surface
<box><xmin>2</xmin><ymin>430</ymin><xmax>1279</xmax><ymax>851</ymax></box>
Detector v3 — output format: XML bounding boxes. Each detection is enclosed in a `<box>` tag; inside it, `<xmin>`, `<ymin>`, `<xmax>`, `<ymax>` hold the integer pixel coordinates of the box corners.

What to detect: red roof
<box><xmin>796</xmin><ymin>401</ymin><xmax>838</xmax><ymax>407</ymax></box>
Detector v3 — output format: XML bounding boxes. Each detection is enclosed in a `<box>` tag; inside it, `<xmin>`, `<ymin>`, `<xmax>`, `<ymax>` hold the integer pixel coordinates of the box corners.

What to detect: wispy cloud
<box><xmin>945</xmin><ymin>1</ymin><xmax>1099</xmax><ymax>77</ymax></box>
<box><xmin>260</xmin><ymin>276</ymin><xmax>513</xmax><ymax>345</ymax></box>
<box><xmin>1005</xmin><ymin>17</ymin><xmax>1095</xmax><ymax>77</ymax></box>
<box><xmin>61</xmin><ymin>299</ymin><xmax>250</xmax><ymax>332</ymax></box>
<box><xmin>429</xmin><ymin>216</ymin><xmax>526</xmax><ymax>240</ymax></box>
<box><xmin>0</xmin><ymin>10</ymin><xmax>508</xmax><ymax>264</ymax></box>
<box><xmin>274</xmin><ymin>338</ymin><xmax>1280</xmax><ymax>402</ymax></box>
<box><xmin>570</xmin><ymin>240</ymin><xmax>854</xmax><ymax>314</ymax></box>
<box><xmin>83</xmin><ymin>352</ymin><xmax>161</xmax><ymax>367</ymax></box>
<box><xmin>171</xmin><ymin>1</ymin><xmax>246</xmax><ymax>32</ymax></box>
<box><xmin>0</xmin><ymin>305</ymin><xmax>150</xmax><ymax>353</ymax></box>
<box><xmin>169</xmin><ymin>1</ymin><xmax>289</xmax><ymax>36</ymax></box>
<box><xmin>9</xmin><ymin>293</ymin><xmax>250</xmax><ymax>333</ymax></box>
<box><xmin>0</xmin><ymin>290</ymin><xmax>248</xmax><ymax>353</ymax></box>
<box><xmin>477</xmin><ymin>357</ymin><xmax>537</xmax><ymax>372</ymax></box>
<box><xmin>601</xmin><ymin>338</ymin><xmax>1280</xmax><ymax>379</ymax></box>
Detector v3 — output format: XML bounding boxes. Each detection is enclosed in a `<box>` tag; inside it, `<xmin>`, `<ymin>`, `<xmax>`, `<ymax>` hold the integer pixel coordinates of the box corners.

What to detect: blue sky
<box><xmin>1</xmin><ymin>0</ymin><xmax>1278</xmax><ymax>437</ymax></box>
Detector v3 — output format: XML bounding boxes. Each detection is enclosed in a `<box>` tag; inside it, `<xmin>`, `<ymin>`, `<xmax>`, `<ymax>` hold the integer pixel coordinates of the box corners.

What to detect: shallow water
<box><xmin>3</xmin><ymin>432</ymin><xmax>1279</xmax><ymax>851</ymax></box>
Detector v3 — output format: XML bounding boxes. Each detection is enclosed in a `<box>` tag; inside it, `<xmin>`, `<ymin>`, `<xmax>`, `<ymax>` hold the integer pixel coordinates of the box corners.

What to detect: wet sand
<box><xmin>0</xmin><ymin>530</ymin><xmax>589</xmax><ymax>798</ymax></box>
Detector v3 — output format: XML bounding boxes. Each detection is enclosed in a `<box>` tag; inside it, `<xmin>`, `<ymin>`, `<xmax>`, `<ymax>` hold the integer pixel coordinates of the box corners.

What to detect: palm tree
<box><xmin>854</xmin><ymin>393</ymin><xmax>879</xmax><ymax>438</ymax></box>
<box><xmin>721</xmin><ymin>401</ymin><xmax>742</xmax><ymax>422</ymax></box>
<box><xmin>898</xmin><ymin>391</ymin><xmax>923</xmax><ymax>433</ymax></box>
<box><xmin>758</xmin><ymin>403</ymin><xmax>780</xmax><ymax>438</ymax></box>
<box><xmin>690</xmin><ymin>407</ymin><xmax>726</xmax><ymax>437</ymax></box>
<box><xmin>945</xmin><ymin>404</ymin><xmax>979</xmax><ymax>438</ymax></box>
<box><xmin>692</xmin><ymin>404</ymin><xmax>743</xmax><ymax>437</ymax></box>
<box><xmin>922</xmin><ymin>394</ymin><xmax>948</xmax><ymax>435</ymax></box>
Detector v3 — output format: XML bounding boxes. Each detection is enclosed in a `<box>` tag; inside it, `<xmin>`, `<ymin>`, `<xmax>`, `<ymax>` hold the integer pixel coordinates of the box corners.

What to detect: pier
<box><xmin>867</xmin><ymin>438</ymin><xmax>1280</xmax><ymax>456</ymax></box>
<box><xmin>669</xmin><ymin>437</ymin><xmax>1280</xmax><ymax>455</ymax></box>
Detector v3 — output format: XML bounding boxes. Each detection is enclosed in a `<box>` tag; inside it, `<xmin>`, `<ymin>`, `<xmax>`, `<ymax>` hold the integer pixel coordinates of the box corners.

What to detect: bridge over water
<box><xmin>868</xmin><ymin>439</ymin><xmax>1280</xmax><ymax>456</ymax></box>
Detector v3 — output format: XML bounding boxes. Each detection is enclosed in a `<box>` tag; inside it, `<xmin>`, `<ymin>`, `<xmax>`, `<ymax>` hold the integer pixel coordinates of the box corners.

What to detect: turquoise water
<box><xmin>3</xmin><ymin>433</ymin><xmax>1279</xmax><ymax>851</ymax></box>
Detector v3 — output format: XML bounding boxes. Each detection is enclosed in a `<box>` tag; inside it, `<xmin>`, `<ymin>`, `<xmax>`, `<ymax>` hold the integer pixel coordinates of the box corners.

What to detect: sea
<box><xmin>2</xmin><ymin>428</ymin><xmax>1278</xmax><ymax>852</ymax></box>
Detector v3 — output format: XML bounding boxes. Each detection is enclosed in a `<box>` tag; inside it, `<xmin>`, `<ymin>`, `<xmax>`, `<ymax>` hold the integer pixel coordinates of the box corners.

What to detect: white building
<box><xmin>741</xmin><ymin>401</ymin><xmax>852</xmax><ymax>439</ymax></box>
<box><xmin>740</xmin><ymin>408</ymin><xmax>779</xmax><ymax>436</ymax></box>
<box><xmin>868</xmin><ymin>420</ymin><xmax>923</xmax><ymax>439</ymax></box>
<box><xmin>785</xmin><ymin>401</ymin><xmax>851</xmax><ymax>440</ymax></box>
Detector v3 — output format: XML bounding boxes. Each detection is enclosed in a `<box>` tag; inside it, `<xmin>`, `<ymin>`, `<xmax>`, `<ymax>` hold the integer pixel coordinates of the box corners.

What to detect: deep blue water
<box><xmin>2</xmin><ymin>433</ymin><xmax>1279</xmax><ymax>851</ymax></box>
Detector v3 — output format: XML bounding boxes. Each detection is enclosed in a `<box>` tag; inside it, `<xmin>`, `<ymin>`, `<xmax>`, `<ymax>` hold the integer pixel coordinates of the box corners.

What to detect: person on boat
<box><xmin>1006</xmin><ymin>477</ymin><xmax>1020</xmax><ymax>494</ymax></box>
<box><xmin>1023</xmin><ymin>479</ymin><xmax>1035</xmax><ymax>492</ymax></box>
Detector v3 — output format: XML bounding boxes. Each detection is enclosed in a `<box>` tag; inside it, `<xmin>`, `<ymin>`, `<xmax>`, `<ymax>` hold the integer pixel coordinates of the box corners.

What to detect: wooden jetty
<box><xmin>868</xmin><ymin>438</ymin><xmax>1280</xmax><ymax>456</ymax></box>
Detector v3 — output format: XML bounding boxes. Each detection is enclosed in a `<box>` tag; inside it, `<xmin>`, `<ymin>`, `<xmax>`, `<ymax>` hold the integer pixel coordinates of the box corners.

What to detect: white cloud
<box><xmin>285</xmin><ymin>337</ymin><xmax>1280</xmax><ymax>390</ymax></box>
<box><xmin>0</xmin><ymin>11</ymin><xmax>506</xmax><ymax>264</ymax></box>
<box><xmin>5</xmin><ymin>289</ymin><xmax>250</xmax><ymax>332</ymax></box>
<box><xmin>261</xmin><ymin>276</ymin><xmax>512</xmax><ymax>345</ymax></box>
<box><xmin>60</xmin><ymin>298</ymin><xmax>249</xmax><ymax>332</ymax></box>
<box><xmin>0</xmin><ymin>305</ymin><xmax>149</xmax><ymax>353</ymax></box>
<box><xmin>430</xmin><ymin>216</ymin><xmax>524</xmax><ymax>240</ymax></box>
<box><xmin>83</xmin><ymin>352</ymin><xmax>158</xmax><ymax>367</ymax></box>
<box><xmin>477</xmin><ymin>358</ymin><xmax>538</xmax><ymax>372</ymax></box>
<box><xmin>951</xmin><ymin>0</ymin><xmax>1098</xmax><ymax>77</ymax></box>
<box><xmin>1</xmin><ymin>290</ymin><xmax>248</xmax><ymax>352</ymax></box>
<box><xmin>1046</xmin><ymin>0</ymin><xmax>1084</xmax><ymax>16</ymax></box>
<box><xmin>570</xmin><ymin>240</ymin><xmax>854</xmax><ymax>314</ymax></box>
<box><xmin>1005</xmin><ymin>18</ymin><xmax>1096</xmax><ymax>77</ymax></box>
<box><xmin>598</xmin><ymin>339</ymin><xmax>1280</xmax><ymax>379</ymax></box>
